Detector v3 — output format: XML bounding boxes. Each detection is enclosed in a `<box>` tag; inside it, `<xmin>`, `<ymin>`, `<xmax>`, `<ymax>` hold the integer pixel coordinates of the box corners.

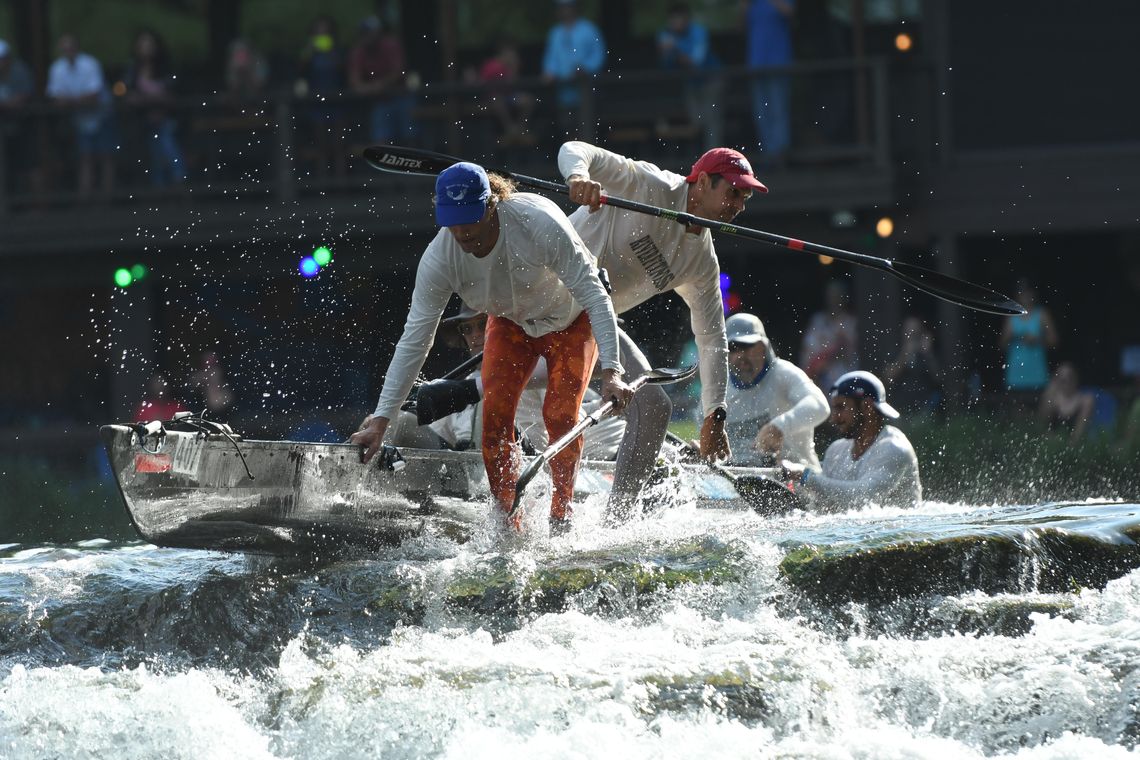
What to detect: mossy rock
<box><xmin>927</xmin><ymin>594</ymin><xmax>1077</xmax><ymax>637</ymax></box>
<box><xmin>443</xmin><ymin>537</ymin><xmax>748</xmax><ymax>615</ymax></box>
<box><xmin>780</xmin><ymin>528</ymin><xmax>1140</xmax><ymax>605</ymax></box>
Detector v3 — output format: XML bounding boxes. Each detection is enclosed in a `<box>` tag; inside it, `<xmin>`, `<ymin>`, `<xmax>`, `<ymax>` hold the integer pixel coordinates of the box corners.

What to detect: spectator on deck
<box><xmin>800</xmin><ymin>279</ymin><xmax>858</xmax><ymax>392</ymax></box>
<box><xmin>0</xmin><ymin>40</ymin><xmax>36</xmax><ymax>195</ymax></box>
<box><xmin>0</xmin><ymin>40</ymin><xmax>31</xmax><ymax>107</ymax></box>
<box><xmin>783</xmin><ymin>370</ymin><xmax>922</xmax><ymax>511</ymax></box>
<box><xmin>883</xmin><ymin>315</ymin><xmax>943</xmax><ymax>417</ymax></box>
<box><xmin>224</xmin><ymin>38</ymin><xmax>269</xmax><ymax>102</ymax></box>
<box><xmin>542</xmin><ymin>0</ymin><xmax>605</xmax><ymax>134</ymax></box>
<box><xmin>133</xmin><ymin>374</ymin><xmax>187</xmax><ymax>422</ymax></box>
<box><xmin>724</xmin><ymin>312</ymin><xmax>829</xmax><ymax>467</ymax></box>
<box><xmin>46</xmin><ymin>32</ymin><xmax>116</xmax><ymax>199</ymax></box>
<box><xmin>657</xmin><ymin>2</ymin><xmax>722</xmax><ymax>148</ymax></box>
<box><xmin>1001</xmin><ymin>278</ymin><xmax>1058</xmax><ymax>408</ymax></box>
<box><xmin>1038</xmin><ymin>361</ymin><xmax>1095</xmax><ymax>445</ymax></box>
<box><xmin>123</xmin><ymin>28</ymin><xmax>185</xmax><ymax>187</ymax></box>
<box><xmin>297</xmin><ymin>15</ymin><xmax>347</xmax><ymax>177</ymax></box>
<box><xmin>478</xmin><ymin>38</ymin><xmax>535</xmax><ymax>146</ymax></box>
<box><xmin>348</xmin><ymin>14</ymin><xmax>414</xmax><ymax>144</ymax></box>
<box><xmin>742</xmin><ymin>0</ymin><xmax>795</xmax><ymax>165</ymax></box>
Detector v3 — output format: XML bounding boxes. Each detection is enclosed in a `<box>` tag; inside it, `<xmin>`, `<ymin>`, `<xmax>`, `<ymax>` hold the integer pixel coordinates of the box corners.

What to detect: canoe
<box><xmin>100</xmin><ymin>417</ymin><xmax>798</xmax><ymax>555</ymax></box>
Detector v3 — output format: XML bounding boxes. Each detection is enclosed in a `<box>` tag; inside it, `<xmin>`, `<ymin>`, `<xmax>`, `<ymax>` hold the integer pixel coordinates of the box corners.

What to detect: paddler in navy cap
<box><xmin>350</xmin><ymin>162</ymin><xmax>632</xmax><ymax>532</ymax></box>
<box><xmin>781</xmin><ymin>370</ymin><xmax>922</xmax><ymax>510</ymax></box>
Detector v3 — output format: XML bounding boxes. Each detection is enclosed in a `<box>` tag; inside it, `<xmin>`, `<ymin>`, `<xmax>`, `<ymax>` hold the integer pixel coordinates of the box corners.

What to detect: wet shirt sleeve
<box><xmin>768</xmin><ymin>363</ymin><xmax>830</xmax><ymax>436</ymax></box>
<box><xmin>558</xmin><ymin>141</ymin><xmax>652</xmax><ymax>199</ymax></box>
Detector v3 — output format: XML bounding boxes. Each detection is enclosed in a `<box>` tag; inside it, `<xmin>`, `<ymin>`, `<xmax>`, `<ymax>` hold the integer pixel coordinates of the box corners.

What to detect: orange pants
<box><xmin>481</xmin><ymin>311</ymin><xmax>598</xmax><ymax>521</ymax></box>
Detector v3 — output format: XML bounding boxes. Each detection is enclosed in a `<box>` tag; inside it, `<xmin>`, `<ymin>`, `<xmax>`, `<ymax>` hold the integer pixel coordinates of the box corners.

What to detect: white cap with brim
<box><xmin>725</xmin><ymin>312</ymin><xmax>768</xmax><ymax>346</ymax></box>
<box><xmin>830</xmin><ymin>370</ymin><xmax>900</xmax><ymax>419</ymax></box>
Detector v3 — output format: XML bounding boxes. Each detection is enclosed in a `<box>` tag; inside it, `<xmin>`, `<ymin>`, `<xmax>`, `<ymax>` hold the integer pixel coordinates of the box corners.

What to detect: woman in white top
<box><xmin>351</xmin><ymin>162</ymin><xmax>633</xmax><ymax>529</ymax></box>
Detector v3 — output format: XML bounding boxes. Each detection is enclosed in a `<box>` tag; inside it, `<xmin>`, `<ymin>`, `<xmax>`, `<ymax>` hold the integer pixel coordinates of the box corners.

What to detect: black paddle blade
<box><xmin>414</xmin><ymin>378</ymin><xmax>481</xmax><ymax>426</ymax></box>
<box><xmin>362</xmin><ymin>145</ymin><xmax>465</xmax><ymax>177</ymax></box>
<box><xmin>511</xmin><ymin>456</ymin><xmax>545</xmax><ymax>516</ymax></box>
<box><xmin>888</xmin><ymin>259</ymin><xmax>1026</xmax><ymax>316</ymax></box>
<box><xmin>733</xmin><ymin>475</ymin><xmax>802</xmax><ymax>516</ymax></box>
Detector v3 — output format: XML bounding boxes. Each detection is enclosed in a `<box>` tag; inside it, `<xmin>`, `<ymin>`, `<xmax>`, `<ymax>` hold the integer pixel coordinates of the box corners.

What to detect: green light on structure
<box><xmin>130</xmin><ymin>263</ymin><xmax>148</xmax><ymax>281</ymax></box>
<box><xmin>114</xmin><ymin>268</ymin><xmax>133</xmax><ymax>288</ymax></box>
<box><xmin>312</xmin><ymin>246</ymin><xmax>332</xmax><ymax>267</ymax></box>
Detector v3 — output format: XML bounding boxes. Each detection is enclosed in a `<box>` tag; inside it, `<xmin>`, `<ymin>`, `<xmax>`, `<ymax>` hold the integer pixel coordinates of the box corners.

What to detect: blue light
<box><xmin>719</xmin><ymin>273</ymin><xmax>731</xmax><ymax>292</ymax></box>
<box><xmin>299</xmin><ymin>256</ymin><xmax>320</xmax><ymax>278</ymax></box>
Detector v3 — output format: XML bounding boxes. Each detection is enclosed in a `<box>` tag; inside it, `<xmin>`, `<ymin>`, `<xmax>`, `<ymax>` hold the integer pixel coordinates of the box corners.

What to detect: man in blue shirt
<box><xmin>542</xmin><ymin>0</ymin><xmax>606</xmax><ymax>132</ymax></box>
<box><xmin>658</xmin><ymin>3</ymin><xmax>722</xmax><ymax>147</ymax></box>
<box><xmin>743</xmin><ymin>0</ymin><xmax>794</xmax><ymax>164</ymax></box>
<box><xmin>0</xmin><ymin>40</ymin><xmax>35</xmax><ymax>195</ymax></box>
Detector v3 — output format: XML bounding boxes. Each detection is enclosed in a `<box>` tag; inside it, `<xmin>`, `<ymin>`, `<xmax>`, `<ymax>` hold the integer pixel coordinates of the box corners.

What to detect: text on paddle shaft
<box><xmin>378</xmin><ymin>153</ymin><xmax>423</xmax><ymax>169</ymax></box>
<box><xmin>630</xmin><ymin>235</ymin><xmax>676</xmax><ymax>291</ymax></box>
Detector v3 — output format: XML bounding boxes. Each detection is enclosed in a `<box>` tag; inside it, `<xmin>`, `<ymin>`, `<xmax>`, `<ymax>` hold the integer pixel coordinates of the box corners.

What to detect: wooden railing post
<box><xmin>274</xmin><ymin>94</ymin><xmax>296</xmax><ymax>202</ymax></box>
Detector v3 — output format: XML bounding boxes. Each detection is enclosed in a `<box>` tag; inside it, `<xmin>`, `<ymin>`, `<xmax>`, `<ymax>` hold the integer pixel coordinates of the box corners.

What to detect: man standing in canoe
<box><xmin>558</xmin><ymin>140</ymin><xmax>768</xmax><ymax>519</ymax></box>
<box><xmin>351</xmin><ymin>162</ymin><xmax>633</xmax><ymax>530</ymax></box>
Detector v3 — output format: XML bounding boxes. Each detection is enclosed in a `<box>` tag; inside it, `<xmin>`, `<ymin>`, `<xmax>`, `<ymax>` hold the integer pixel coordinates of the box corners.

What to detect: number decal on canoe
<box><xmin>170</xmin><ymin>434</ymin><xmax>204</xmax><ymax>476</ymax></box>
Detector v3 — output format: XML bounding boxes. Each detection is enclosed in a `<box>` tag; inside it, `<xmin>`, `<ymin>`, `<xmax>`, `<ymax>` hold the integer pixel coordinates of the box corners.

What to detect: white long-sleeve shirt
<box><xmin>557</xmin><ymin>141</ymin><xmax>728</xmax><ymax>416</ymax></box>
<box><xmin>373</xmin><ymin>192</ymin><xmax>622</xmax><ymax>420</ymax></box>
<box><xmin>802</xmin><ymin>426</ymin><xmax>922</xmax><ymax>511</ymax></box>
<box><xmin>725</xmin><ymin>356</ymin><xmax>829</xmax><ymax>467</ymax></box>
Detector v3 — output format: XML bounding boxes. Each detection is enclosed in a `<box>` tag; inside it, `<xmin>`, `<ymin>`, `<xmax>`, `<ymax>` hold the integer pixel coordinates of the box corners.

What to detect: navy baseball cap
<box><xmin>830</xmin><ymin>370</ymin><xmax>900</xmax><ymax>419</ymax></box>
<box><xmin>435</xmin><ymin>162</ymin><xmax>492</xmax><ymax>227</ymax></box>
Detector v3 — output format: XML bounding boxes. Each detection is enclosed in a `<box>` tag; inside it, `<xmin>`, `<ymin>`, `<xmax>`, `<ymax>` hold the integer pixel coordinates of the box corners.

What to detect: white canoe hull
<box><xmin>100</xmin><ymin>422</ymin><xmax>797</xmax><ymax>554</ymax></box>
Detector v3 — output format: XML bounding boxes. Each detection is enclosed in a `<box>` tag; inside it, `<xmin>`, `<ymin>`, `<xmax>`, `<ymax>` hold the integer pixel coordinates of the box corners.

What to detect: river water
<box><xmin>3</xmin><ymin>495</ymin><xmax>1140</xmax><ymax>759</ymax></box>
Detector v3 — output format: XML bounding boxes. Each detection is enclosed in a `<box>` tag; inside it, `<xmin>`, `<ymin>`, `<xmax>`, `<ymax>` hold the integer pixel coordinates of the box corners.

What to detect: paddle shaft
<box><xmin>663</xmin><ymin>429</ymin><xmax>782</xmax><ymax>487</ymax></box>
<box><xmin>363</xmin><ymin>145</ymin><xmax>1024</xmax><ymax>317</ymax></box>
<box><xmin>436</xmin><ymin>350</ymin><xmax>483</xmax><ymax>382</ymax></box>
<box><xmin>509</xmin><ymin>373</ymin><xmax>652</xmax><ymax>516</ymax></box>
<box><xmin>509</xmin><ymin>364</ymin><xmax>698</xmax><ymax>516</ymax></box>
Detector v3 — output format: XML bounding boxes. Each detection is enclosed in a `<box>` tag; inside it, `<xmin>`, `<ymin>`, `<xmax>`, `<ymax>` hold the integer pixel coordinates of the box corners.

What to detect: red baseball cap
<box><xmin>685</xmin><ymin>148</ymin><xmax>768</xmax><ymax>193</ymax></box>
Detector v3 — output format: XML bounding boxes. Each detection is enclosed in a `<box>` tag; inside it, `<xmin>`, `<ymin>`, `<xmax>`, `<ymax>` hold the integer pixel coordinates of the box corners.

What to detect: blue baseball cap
<box><xmin>830</xmin><ymin>370</ymin><xmax>900</xmax><ymax>419</ymax></box>
<box><xmin>435</xmin><ymin>162</ymin><xmax>492</xmax><ymax>227</ymax></box>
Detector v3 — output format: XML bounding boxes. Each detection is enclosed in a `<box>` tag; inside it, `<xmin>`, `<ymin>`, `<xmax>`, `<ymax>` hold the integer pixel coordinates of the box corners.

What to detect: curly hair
<box><xmin>487</xmin><ymin>172</ymin><xmax>517</xmax><ymax>203</ymax></box>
